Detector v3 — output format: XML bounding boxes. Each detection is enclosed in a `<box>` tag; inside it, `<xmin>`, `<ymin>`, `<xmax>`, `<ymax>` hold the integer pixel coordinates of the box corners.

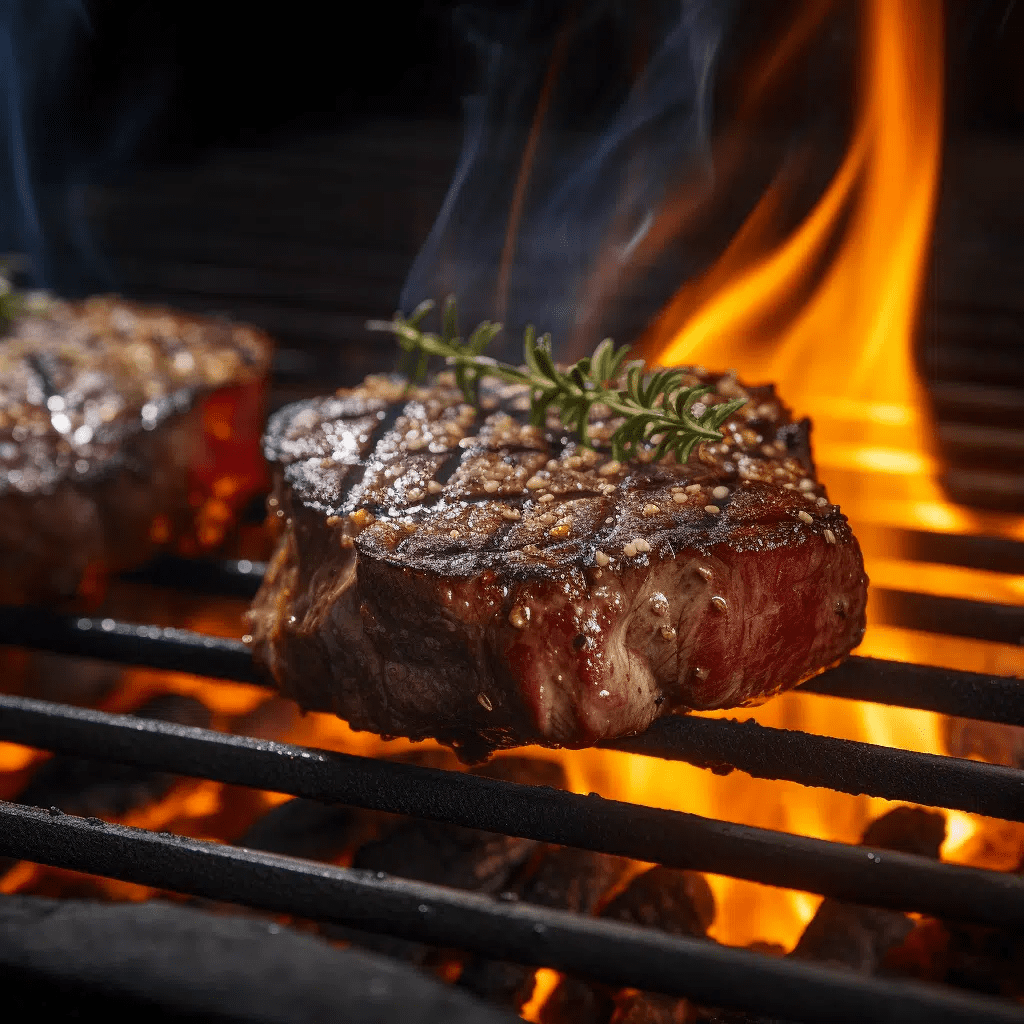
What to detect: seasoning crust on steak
<box><xmin>0</xmin><ymin>295</ymin><xmax>271</xmax><ymax>605</ymax></box>
<box><xmin>247</xmin><ymin>370</ymin><xmax>867</xmax><ymax>762</ymax></box>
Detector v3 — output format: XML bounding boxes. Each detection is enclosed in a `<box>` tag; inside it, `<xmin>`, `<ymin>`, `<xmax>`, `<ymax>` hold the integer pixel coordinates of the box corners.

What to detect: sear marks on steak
<box><xmin>0</xmin><ymin>295</ymin><xmax>271</xmax><ymax>606</ymax></box>
<box><xmin>247</xmin><ymin>369</ymin><xmax>867</xmax><ymax>761</ymax></box>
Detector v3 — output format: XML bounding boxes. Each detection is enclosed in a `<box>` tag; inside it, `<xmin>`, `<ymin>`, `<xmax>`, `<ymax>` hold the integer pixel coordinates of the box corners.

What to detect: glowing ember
<box><xmin>3</xmin><ymin>9</ymin><xmax>1024</xmax><ymax>1016</ymax></box>
<box><xmin>520</xmin><ymin>968</ymin><xmax>562</xmax><ymax>1022</ymax></box>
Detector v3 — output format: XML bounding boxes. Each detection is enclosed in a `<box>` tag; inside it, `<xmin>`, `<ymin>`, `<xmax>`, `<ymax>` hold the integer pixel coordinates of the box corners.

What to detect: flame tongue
<box><xmin>642</xmin><ymin>0</ymin><xmax>944</xmax><ymax>494</ymax></box>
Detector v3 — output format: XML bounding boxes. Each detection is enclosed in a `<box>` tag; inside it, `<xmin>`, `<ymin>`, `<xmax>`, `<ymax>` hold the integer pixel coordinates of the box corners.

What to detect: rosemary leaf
<box><xmin>369</xmin><ymin>299</ymin><xmax>746</xmax><ymax>464</ymax></box>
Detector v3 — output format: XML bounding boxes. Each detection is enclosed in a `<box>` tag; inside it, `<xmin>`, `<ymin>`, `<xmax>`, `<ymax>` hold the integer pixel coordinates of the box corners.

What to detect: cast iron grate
<box><xmin>0</xmin><ymin>557</ymin><xmax>1023</xmax><ymax>1024</ymax></box>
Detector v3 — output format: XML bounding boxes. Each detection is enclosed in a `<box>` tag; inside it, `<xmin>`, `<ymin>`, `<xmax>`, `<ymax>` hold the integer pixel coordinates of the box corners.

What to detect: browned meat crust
<box><xmin>0</xmin><ymin>295</ymin><xmax>272</xmax><ymax>605</ymax></box>
<box><xmin>247</xmin><ymin>370</ymin><xmax>867</xmax><ymax>762</ymax></box>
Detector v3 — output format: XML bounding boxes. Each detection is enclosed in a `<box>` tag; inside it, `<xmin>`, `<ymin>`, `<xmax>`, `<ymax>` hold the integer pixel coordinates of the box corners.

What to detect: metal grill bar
<box><xmin>873</xmin><ymin>588</ymin><xmax>1024</xmax><ymax>646</ymax></box>
<box><xmin>2</xmin><ymin>694</ymin><xmax>1022</xmax><ymax>929</ymax></box>
<box><xmin>854</xmin><ymin>527</ymin><xmax>1024</xmax><ymax>576</ymax></box>
<box><xmin>0</xmin><ymin>610</ymin><xmax>263</xmax><ymax>684</ymax></box>
<box><xmin>118</xmin><ymin>555</ymin><xmax>268</xmax><ymax>599</ymax></box>
<box><xmin>799</xmin><ymin>656</ymin><xmax>1024</xmax><ymax>724</ymax></box>
<box><xmin>603</xmin><ymin>715</ymin><xmax>1024</xmax><ymax>822</ymax></box>
<box><xmin>2</xmin><ymin>609</ymin><xmax>1023</xmax><ymax>726</ymax></box>
<box><xmin>2</xmin><ymin>803</ymin><xmax>1021</xmax><ymax>1024</ymax></box>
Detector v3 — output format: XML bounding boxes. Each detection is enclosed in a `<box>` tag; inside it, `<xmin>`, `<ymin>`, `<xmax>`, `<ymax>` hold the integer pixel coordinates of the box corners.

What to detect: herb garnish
<box><xmin>369</xmin><ymin>297</ymin><xmax>746</xmax><ymax>465</ymax></box>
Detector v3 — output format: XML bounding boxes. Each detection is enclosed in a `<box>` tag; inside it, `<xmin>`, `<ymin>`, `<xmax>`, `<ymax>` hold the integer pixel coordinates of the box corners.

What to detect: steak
<box><xmin>0</xmin><ymin>295</ymin><xmax>271</xmax><ymax>605</ymax></box>
<box><xmin>247</xmin><ymin>370</ymin><xmax>867</xmax><ymax>762</ymax></box>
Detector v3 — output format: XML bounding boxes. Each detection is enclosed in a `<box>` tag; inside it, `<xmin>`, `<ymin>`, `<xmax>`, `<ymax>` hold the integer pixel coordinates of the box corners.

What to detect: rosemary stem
<box><xmin>369</xmin><ymin>301</ymin><xmax>745</xmax><ymax>463</ymax></box>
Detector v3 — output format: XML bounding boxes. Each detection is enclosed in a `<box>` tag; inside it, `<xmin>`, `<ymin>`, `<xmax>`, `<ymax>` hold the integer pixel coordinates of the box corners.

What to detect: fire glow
<box><xmin>516</xmin><ymin>0</ymin><xmax>1024</xmax><ymax>957</ymax></box>
<box><xmin>2</xmin><ymin>1</ymin><xmax>1024</xmax><ymax>1013</ymax></box>
<box><xmin>625</xmin><ymin>0</ymin><xmax>1024</xmax><ymax>951</ymax></box>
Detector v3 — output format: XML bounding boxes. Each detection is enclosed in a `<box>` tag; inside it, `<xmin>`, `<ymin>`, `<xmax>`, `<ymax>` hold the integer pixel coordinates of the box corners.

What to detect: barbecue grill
<box><xmin>1</xmin><ymin>546</ymin><xmax>1022</xmax><ymax>1024</ymax></box>
<box><xmin>2</xmin><ymin>3</ymin><xmax>1024</xmax><ymax>1021</ymax></box>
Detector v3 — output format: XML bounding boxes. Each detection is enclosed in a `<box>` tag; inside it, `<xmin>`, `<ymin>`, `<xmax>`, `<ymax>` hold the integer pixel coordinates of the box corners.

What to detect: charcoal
<box><xmin>788</xmin><ymin>899</ymin><xmax>917</xmax><ymax>973</ymax></box>
<box><xmin>886</xmin><ymin>851</ymin><xmax>1024</xmax><ymax>1001</ymax></box>
<box><xmin>326</xmin><ymin>757</ymin><xmax>563</xmax><ymax>968</ymax></box>
<box><xmin>602</xmin><ymin>867</ymin><xmax>715</xmax><ymax>938</ymax></box>
<box><xmin>457</xmin><ymin>957</ymin><xmax>542</xmax><ymax>1012</ymax></box>
<box><xmin>458</xmin><ymin>847</ymin><xmax>631</xmax><ymax>1010</ymax></box>
<box><xmin>539</xmin><ymin>977</ymin><xmax>615</xmax><ymax>1024</ymax></box>
<box><xmin>516</xmin><ymin>847</ymin><xmax>631</xmax><ymax>913</ymax></box>
<box><xmin>540</xmin><ymin>866</ymin><xmax>716</xmax><ymax>1022</ymax></box>
<box><xmin>352</xmin><ymin>819</ymin><xmax>537</xmax><ymax>896</ymax></box>
<box><xmin>882</xmin><ymin>916</ymin><xmax>950</xmax><ymax>983</ymax></box>
<box><xmin>23</xmin><ymin>651</ymin><xmax>123</xmax><ymax>705</ymax></box>
<box><xmin>0</xmin><ymin>893</ymin><xmax>518</xmax><ymax>1024</ymax></box>
<box><xmin>943</xmin><ymin>922</ymin><xmax>1024</xmax><ymax>1001</ymax></box>
<box><xmin>611</xmin><ymin>991</ymin><xmax>694</xmax><ymax>1024</ymax></box>
<box><xmin>790</xmin><ymin>806</ymin><xmax>946</xmax><ymax>974</ymax></box>
<box><xmin>14</xmin><ymin>694</ymin><xmax>211</xmax><ymax>819</ymax></box>
<box><xmin>237</xmin><ymin>798</ymin><xmax>370</xmax><ymax>861</ymax></box>
<box><xmin>859</xmin><ymin>805</ymin><xmax>947</xmax><ymax>859</ymax></box>
<box><xmin>346</xmin><ymin>755</ymin><xmax>556</xmax><ymax>895</ymax></box>
<box><xmin>887</xmin><ymin>914</ymin><xmax>1024</xmax><ymax>1001</ymax></box>
<box><xmin>243</xmin><ymin>752</ymin><xmax>520</xmax><ymax>888</ymax></box>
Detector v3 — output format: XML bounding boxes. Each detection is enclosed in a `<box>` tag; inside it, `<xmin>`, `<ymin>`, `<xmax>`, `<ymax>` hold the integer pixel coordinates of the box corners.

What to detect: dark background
<box><xmin>6</xmin><ymin>0</ymin><xmax>1023</xmax><ymax>509</ymax></box>
<box><xmin>73</xmin><ymin>2</ymin><xmax>1024</xmax><ymax>167</ymax></box>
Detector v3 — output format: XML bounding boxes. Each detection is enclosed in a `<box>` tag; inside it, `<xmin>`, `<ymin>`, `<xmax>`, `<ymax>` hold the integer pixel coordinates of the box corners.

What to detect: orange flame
<box><xmin>614</xmin><ymin>0</ymin><xmax>1024</xmax><ymax>952</ymax></box>
<box><xmin>642</xmin><ymin>0</ymin><xmax>943</xmax><ymax>493</ymax></box>
<box><xmin>5</xmin><ymin>3</ymin><xmax>1024</xmax><ymax>995</ymax></box>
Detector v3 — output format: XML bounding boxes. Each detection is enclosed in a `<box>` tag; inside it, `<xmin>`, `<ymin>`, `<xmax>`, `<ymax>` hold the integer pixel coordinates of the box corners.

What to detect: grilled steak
<box><xmin>247</xmin><ymin>370</ymin><xmax>867</xmax><ymax>762</ymax></box>
<box><xmin>0</xmin><ymin>295</ymin><xmax>271</xmax><ymax>605</ymax></box>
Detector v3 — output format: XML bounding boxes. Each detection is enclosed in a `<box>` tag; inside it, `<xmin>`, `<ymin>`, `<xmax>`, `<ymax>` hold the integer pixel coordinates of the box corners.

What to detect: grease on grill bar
<box><xmin>1</xmin><ymin>604</ymin><xmax>1022</xmax><ymax>726</ymax></box>
<box><xmin>1</xmin><ymin>803</ymin><xmax>1023</xmax><ymax>1024</ymax></box>
<box><xmin>2</xmin><ymin>692</ymin><xmax>1024</xmax><ymax>926</ymax></box>
<box><xmin>2</xmin><ymin>686</ymin><xmax>1023</xmax><ymax>825</ymax></box>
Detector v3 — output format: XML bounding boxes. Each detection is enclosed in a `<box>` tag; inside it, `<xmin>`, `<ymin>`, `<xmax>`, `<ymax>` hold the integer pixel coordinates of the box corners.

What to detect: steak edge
<box><xmin>247</xmin><ymin>371</ymin><xmax>867</xmax><ymax>761</ymax></box>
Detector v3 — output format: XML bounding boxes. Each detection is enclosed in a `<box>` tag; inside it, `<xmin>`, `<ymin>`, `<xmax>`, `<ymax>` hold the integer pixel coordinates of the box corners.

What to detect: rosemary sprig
<box><xmin>368</xmin><ymin>297</ymin><xmax>746</xmax><ymax>464</ymax></box>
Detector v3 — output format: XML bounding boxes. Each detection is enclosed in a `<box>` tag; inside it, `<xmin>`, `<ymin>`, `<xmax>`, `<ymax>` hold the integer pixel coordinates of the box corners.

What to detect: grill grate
<box><xmin>2</xmin><ymin>691</ymin><xmax>1023</xmax><ymax>926</ymax></box>
<box><xmin>4</xmin><ymin>802</ymin><xmax>1024</xmax><ymax>1024</ymax></box>
<box><xmin>0</xmin><ymin>631</ymin><xmax>1021</xmax><ymax>822</ymax></box>
<box><xmin>4</xmin><ymin>598</ymin><xmax>1024</xmax><ymax>725</ymax></box>
<box><xmin>1</xmin><ymin>558</ymin><xmax>1023</xmax><ymax>1024</ymax></box>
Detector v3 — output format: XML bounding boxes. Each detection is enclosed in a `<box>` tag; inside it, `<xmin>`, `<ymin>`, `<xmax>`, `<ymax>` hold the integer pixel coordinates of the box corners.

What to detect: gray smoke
<box><xmin>0</xmin><ymin>1</ymin><xmax>87</xmax><ymax>287</ymax></box>
<box><xmin>401</xmin><ymin>0</ymin><xmax>736</xmax><ymax>361</ymax></box>
<box><xmin>0</xmin><ymin>0</ymin><xmax>166</xmax><ymax>294</ymax></box>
